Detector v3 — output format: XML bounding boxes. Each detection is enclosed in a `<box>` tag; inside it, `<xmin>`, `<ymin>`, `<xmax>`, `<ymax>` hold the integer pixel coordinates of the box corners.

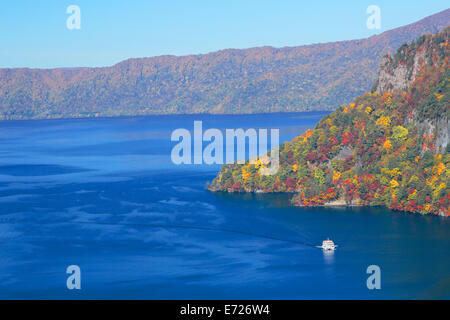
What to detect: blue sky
<box><xmin>0</xmin><ymin>0</ymin><xmax>448</xmax><ymax>68</ymax></box>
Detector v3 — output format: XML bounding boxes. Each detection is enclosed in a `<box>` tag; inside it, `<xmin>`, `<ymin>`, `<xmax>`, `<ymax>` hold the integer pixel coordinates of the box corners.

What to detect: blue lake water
<box><xmin>0</xmin><ymin>113</ymin><xmax>448</xmax><ymax>299</ymax></box>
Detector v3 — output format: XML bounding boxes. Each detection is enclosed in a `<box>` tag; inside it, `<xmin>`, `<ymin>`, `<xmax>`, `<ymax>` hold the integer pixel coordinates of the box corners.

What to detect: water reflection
<box><xmin>323</xmin><ymin>250</ymin><xmax>335</xmax><ymax>265</ymax></box>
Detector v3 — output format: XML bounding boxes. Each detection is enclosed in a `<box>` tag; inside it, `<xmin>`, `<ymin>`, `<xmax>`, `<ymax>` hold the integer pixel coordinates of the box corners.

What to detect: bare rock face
<box><xmin>436</xmin><ymin>118</ymin><xmax>450</xmax><ymax>153</ymax></box>
<box><xmin>375</xmin><ymin>46</ymin><xmax>426</xmax><ymax>93</ymax></box>
<box><xmin>334</xmin><ymin>146</ymin><xmax>353</xmax><ymax>160</ymax></box>
<box><xmin>374</xmin><ymin>26</ymin><xmax>449</xmax><ymax>155</ymax></box>
<box><xmin>416</xmin><ymin>118</ymin><xmax>450</xmax><ymax>154</ymax></box>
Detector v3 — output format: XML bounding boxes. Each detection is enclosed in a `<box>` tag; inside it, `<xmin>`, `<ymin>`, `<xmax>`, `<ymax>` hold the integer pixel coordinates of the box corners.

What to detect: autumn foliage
<box><xmin>209</xmin><ymin>27</ymin><xmax>450</xmax><ymax>216</ymax></box>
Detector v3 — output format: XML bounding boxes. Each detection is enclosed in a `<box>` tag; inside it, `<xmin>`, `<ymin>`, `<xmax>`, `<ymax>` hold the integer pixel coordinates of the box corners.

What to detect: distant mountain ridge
<box><xmin>1</xmin><ymin>9</ymin><xmax>449</xmax><ymax>120</ymax></box>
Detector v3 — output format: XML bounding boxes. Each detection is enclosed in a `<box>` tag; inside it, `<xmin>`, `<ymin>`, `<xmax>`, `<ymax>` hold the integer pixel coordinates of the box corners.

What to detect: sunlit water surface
<box><xmin>0</xmin><ymin>113</ymin><xmax>448</xmax><ymax>299</ymax></box>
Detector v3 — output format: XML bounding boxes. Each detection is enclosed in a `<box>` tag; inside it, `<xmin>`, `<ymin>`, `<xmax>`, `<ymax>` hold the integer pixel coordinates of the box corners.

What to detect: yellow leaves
<box><xmin>298</xmin><ymin>129</ymin><xmax>313</xmax><ymax>143</ymax></box>
<box><xmin>385</xmin><ymin>96</ymin><xmax>392</xmax><ymax>105</ymax></box>
<box><xmin>353</xmin><ymin>174</ymin><xmax>359</xmax><ymax>186</ymax></box>
<box><xmin>383</xmin><ymin>139</ymin><xmax>392</xmax><ymax>151</ymax></box>
<box><xmin>382</xmin><ymin>91</ymin><xmax>393</xmax><ymax>105</ymax></box>
<box><xmin>384</xmin><ymin>168</ymin><xmax>401</xmax><ymax>177</ymax></box>
<box><xmin>415</xmin><ymin>155</ymin><xmax>420</xmax><ymax>163</ymax></box>
<box><xmin>382</xmin><ymin>92</ymin><xmax>392</xmax><ymax>99</ymax></box>
<box><xmin>329</xmin><ymin>125</ymin><xmax>339</xmax><ymax>136</ymax></box>
<box><xmin>332</xmin><ymin>170</ymin><xmax>341</xmax><ymax>182</ymax></box>
<box><xmin>434</xmin><ymin>92</ymin><xmax>444</xmax><ymax>101</ymax></box>
<box><xmin>429</xmin><ymin>175</ymin><xmax>438</xmax><ymax>185</ymax></box>
<box><xmin>342</xmin><ymin>103</ymin><xmax>356</xmax><ymax>114</ymax></box>
<box><xmin>365</xmin><ymin>106</ymin><xmax>372</xmax><ymax>115</ymax></box>
<box><xmin>241</xmin><ymin>168</ymin><xmax>251</xmax><ymax>182</ymax></box>
<box><xmin>376</xmin><ymin>116</ymin><xmax>391</xmax><ymax>128</ymax></box>
<box><xmin>380</xmin><ymin>176</ymin><xmax>390</xmax><ymax>186</ymax></box>
<box><xmin>435</xmin><ymin>162</ymin><xmax>446</xmax><ymax>175</ymax></box>
<box><xmin>390</xmin><ymin>179</ymin><xmax>399</xmax><ymax>188</ymax></box>
<box><xmin>391</xmin><ymin>190</ymin><xmax>397</xmax><ymax>201</ymax></box>
<box><xmin>254</xmin><ymin>158</ymin><xmax>262</xmax><ymax>169</ymax></box>
<box><xmin>426</xmin><ymin>175</ymin><xmax>439</xmax><ymax>190</ymax></box>
<box><xmin>256</xmin><ymin>156</ymin><xmax>268</xmax><ymax>174</ymax></box>
<box><xmin>408</xmin><ymin>189</ymin><xmax>417</xmax><ymax>200</ymax></box>
<box><xmin>318</xmin><ymin>130</ymin><xmax>327</xmax><ymax>145</ymax></box>
<box><xmin>425</xmin><ymin>204</ymin><xmax>431</xmax><ymax>212</ymax></box>
<box><xmin>433</xmin><ymin>183</ymin><xmax>446</xmax><ymax>198</ymax></box>
<box><xmin>391</xmin><ymin>126</ymin><xmax>408</xmax><ymax>141</ymax></box>
<box><xmin>259</xmin><ymin>155</ymin><xmax>269</xmax><ymax>165</ymax></box>
<box><xmin>292</xmin><ymin>164</ymin><xmax>298</xmax><ymax>172</ymax></box>
<box><xmin>408</xmin><ymin>175</ymin><xmax>419</xmax><ymax>184</ymax></box>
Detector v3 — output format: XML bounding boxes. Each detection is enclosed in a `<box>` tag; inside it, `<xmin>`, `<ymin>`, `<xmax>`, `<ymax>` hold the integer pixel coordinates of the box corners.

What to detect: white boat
<box><xmin>317</xmin><ymin>239</ymin><xmax>337</xmax><ymax>250</ymax></box>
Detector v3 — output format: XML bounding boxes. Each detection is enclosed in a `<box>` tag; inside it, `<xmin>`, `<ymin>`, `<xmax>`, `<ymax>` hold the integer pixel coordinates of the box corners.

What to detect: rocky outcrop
<box><xmin>209</xmin><ymin>27</ymin><xmax>449</xmax><ymax>216</ymax></box>
<box><xmin>375</xmin><ymin>45</ymin><xmax>427</xmax><ymax>93</ymax></box>
<box><xmin>416</xmin><ymin>117</ymin><xmax>450</xmax><ymax>154</ymax></box>
<box><xmin>375</xmin><ymin>25</ymin><xmax>449</xmax><ymax>156</ymax></box>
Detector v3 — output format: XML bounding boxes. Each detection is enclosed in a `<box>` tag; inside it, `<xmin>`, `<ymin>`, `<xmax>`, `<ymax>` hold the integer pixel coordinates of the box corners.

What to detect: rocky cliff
<box><xmin>209</xmin><ymin>27</ymin><xmax>449</xmax><ymax>216</ymax></box>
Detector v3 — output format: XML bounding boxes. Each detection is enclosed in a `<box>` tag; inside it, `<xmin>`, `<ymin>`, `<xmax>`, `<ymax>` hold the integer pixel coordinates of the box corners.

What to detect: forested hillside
<box><xmin>209</xmin><ymin>27</ymin><xmax>449</xmax><ymax>216</ymax></box>
<box><xmin>0</xmin><ymin>9</ymin><xmax>449</xmax><ymax>120</ymax></box>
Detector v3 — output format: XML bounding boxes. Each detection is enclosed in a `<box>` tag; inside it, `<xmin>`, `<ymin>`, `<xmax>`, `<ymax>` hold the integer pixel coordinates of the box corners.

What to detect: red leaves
<box><xmin>341</xmin><ymin>131</ymin><xmax>354</xmax><ymax>145</ymax></box>
<box><xmin>328</xmin><ymin>135</ymin><xmax>338</xmax><ymax>147</ymax></box>
<box><xmin>230</xmin><ymin>182</ymin><xmax>242</xmax><ymax>191</ymax></box>
<box><xmin>285</xmin><ymin>178</ymin><xmax>296</xmax><ymax>189</ymax></box>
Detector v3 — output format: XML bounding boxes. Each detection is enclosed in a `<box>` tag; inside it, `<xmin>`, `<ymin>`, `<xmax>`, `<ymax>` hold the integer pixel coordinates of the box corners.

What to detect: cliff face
<box><xmin>1</xmin><ymin>9</ymin><xmax>449</xmax><ymax>120</ymax></box>
<box><xmin>374</xmin><ymin>46</ymin><xmax>427</xmax><ymax>93</ymax></box>
<box><xmin>374</xmin><ymin>28</ymin><xmax>450</xmax><ymax>154</ymax></box>
<box><xmin>209</xmin><ymin>27</ymin><xmax>449</xmax><ymax>216</ymax></box>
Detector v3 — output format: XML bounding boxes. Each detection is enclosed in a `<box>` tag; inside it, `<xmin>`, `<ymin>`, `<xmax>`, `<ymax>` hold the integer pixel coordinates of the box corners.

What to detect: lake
<box><xmin>0</xmin><ymin>113</ymin><xmax>448</xmax><ymax>299</ymax></box>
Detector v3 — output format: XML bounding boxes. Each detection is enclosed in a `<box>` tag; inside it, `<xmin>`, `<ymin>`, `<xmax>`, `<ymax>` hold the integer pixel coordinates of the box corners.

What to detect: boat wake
<box><xmin>0</xmin><ymin>218</ymin><xmax>318</xmax><ymax>248</ymax></box>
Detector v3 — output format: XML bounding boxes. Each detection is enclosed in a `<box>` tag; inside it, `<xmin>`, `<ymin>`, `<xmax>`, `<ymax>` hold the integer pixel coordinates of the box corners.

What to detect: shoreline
<box><xmin>0</xmin><ymin>110</ymin><xmax>332</xmax><ymax>122</ymax></box>
<box><xmin>208</xmin><ymin>188</ymin><xmax>449</xmax><ymax>217</ymax></box>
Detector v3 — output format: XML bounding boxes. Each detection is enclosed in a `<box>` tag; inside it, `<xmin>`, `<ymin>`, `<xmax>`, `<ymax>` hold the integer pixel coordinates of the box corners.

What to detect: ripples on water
<box><xmin>0</xmin><ymin>113</ymin><xmax>448</xmax><ymax>299</ymax></box>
